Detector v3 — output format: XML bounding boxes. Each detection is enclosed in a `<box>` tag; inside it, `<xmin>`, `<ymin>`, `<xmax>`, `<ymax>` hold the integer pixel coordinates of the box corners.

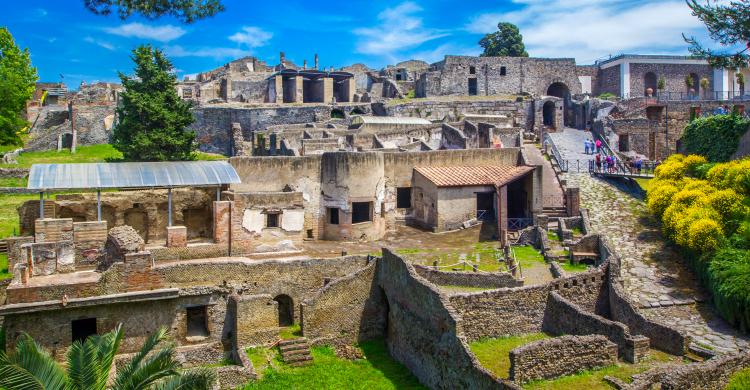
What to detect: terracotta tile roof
<box><xmin>414</xmin><ymin>165</ymin><xmax>535</xmax><ymax>187</ymax></box>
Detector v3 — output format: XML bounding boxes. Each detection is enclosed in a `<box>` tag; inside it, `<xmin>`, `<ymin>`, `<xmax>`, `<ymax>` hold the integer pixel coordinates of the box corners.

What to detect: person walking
<box><xmin>595</xmin><ymin>139</ymin><xmax>602</xmax><ymax>153</ymax></box>
<box><xmin>584</xmin><ymin>139</ymin><xmax>590</xmax><ymax>154</ymax></box>
<box><xmin>595</xmin><ymin>153</ymin><xmax>601</xmax><ymax>172</ymax></box>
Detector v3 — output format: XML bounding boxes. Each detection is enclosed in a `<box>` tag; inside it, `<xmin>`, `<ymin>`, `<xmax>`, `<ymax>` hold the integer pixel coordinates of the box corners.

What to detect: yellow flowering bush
<box><xmin>687</xmin><ymin>219</ymin><xmax>724</xmax><ymax>253</ymax></box>
<box><xmin>707</xmin><ymin>189</ymin><xmax>746</xmax><ymax>230</ymax></box>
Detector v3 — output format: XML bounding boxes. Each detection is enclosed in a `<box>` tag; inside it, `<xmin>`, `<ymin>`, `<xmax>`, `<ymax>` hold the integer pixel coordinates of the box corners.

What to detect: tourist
<box><xmin>595</xmin><ymin>153</ymin><xmax>602</xmax><ymax>172</ymax></box>
<box><xmin>595</xmin><ymin>139</ymin><xmax>602</xmax><ymax>153</ymax></box>
<box><xmin>635</xmin><ymin>157</ymin><xmax>643</xmax><ymax>174</ymax></box>
<box><xmin>584</xmin><ymin>139</ymin><xmax>590</xmax><ymax>154</ymax></box>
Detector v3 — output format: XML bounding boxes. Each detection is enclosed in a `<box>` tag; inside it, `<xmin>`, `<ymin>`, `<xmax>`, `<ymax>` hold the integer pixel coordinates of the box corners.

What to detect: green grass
<box><xmin>469</xmin><ymin>333</ymin><xmax>550</xmax><ymax>378</ymax></box>
<box><xmin>547</xmin><ymin>231</ymin><xmax>560</xmax><ymax>242</ymax></box>
<box><xmin>195</xmin><ymin>151</ymin><xmax>228</xmax><ymax>161</ymax></box>
<box><xmin>0</xmin><ymin>193</ymin><xmax>38</xmax><ymax>239</ymax></box>
<box><xmin>0</xmin><ymin>253</ymin><xmax>10</xmax><ymax>280</ymax></box>
<box><xmin>396</xmin><ymin>242</ymin><xmax>506</xmax><ymax>273</ymax></box>
<box><xmin>727</xmin><ymin>368</ymin><xmax>750</xmax><ymax>390</ymax></box>
<box><xmin>560</xmin><ymin>262</ymin><xmax>590</xmax><ymax>273</ymax></box>
<box><xmin>512</xmin><ymin>245</ymin><xmax>546</xmax><ymax>268</ymax></box>
<box><xmin>0</xmin><ymin>177</ymin><xmax>28</xmax><ymax>187</ymax></box>
<box><xmin>244</xmin><ymin>340</ymin><xmax>425</xmax><ymax>389</ymax></box>
<box><xmin>633</xmin><ymin>178</ymin><xmax>651</xmax><ymax>192</ymax></box>
<box><xmin>279</xmin><ymin>324</ymin><xmax>302</xmax><ymax>340</ymax></box>
<box><xmin>523</xmin><ymin>350</ymin><xmax>680</xmax><ymax>390</ymax></box>
<box><xmin>0</xmin><ymin>144</ymin><xmax>123</xmax><ymax>168</ymax></box>
<box><xmin>439</xmin><ymin>285</ymin><xmax>498</xmax><ymax>293</ymax></box>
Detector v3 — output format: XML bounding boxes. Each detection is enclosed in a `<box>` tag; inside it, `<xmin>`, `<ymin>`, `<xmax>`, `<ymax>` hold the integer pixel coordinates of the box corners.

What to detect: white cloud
<box><xmin>466</xmin><ymin>0</ymin><xmax>706</xmax><ymax>63</ymax></box>
<box><xmin>228</xmin><ymin>26</ymin><xmax>273</xmax><ymax>47</ymax></box>
<box><xmin>104</xmin><ymin>23</ymin><xmax>186</xmax><ymax>42</ymax></box>
<box><xmin>84</xmin><ymin>36</ymin><xmax>115</xmax><ymax>51</ymax></box>
<box><xmin>163</xmin><ymin>45</ymin><xmax>249</xmax><ymax>59</ymax></box>
<box><xmin>354</xmin><ymin>2</ymin><xmax>449</xmax><ymax>59</ymax></box>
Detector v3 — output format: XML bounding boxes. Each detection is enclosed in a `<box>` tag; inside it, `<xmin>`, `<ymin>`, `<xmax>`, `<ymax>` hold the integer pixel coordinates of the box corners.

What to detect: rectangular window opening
<box><xmin>328</xmin><ymin>207</ymin><xmax>340</xmax><ymax>225</ymax></box>
<box><xmin>396</xmin><ymin>187</ymin><xmax>412</xmax><ymax>209</ymax></box>
<box><xmin>71</xmin><ymin>318</ymin><xmax>97</xmax><ymax>343</ymax></box>
<box><xmin>186</xmin><ymin>306</ymin><xmax>209</xmax><ymax>337</ymax></box>
<box><xmin>500</xmin><ymin>66</ymin><xmax>507</xmax><ymax>76</ymax></box>
<box><xmin>266</xmin><ymin>212</ymin><xmax>279</xmax><ymax>228</ymax></box>
<box><xmin>469</xmin><ymin>66</ymin><xmax>476</xmax><ymax>75</ymax></box>
<box><xmin>352</xmin><ymin>202</ymin><xmax>372</xmax><ymax>224</ymax></box>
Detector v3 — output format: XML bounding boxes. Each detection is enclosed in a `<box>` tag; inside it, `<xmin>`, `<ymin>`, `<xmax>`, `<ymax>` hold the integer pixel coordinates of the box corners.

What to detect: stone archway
<box><xmin>274</xmin><ymin>294</ymin><xmax>294</xmax><ymax>326</ymax></box>
<box><xmin>547</xmin><ymin>82</ymin><xmax>570</xmax><ymax>100</ymax></box>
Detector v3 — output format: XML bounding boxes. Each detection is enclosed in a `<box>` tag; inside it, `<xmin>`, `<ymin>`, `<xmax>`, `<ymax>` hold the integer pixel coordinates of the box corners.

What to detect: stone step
<box><xmin>283</xmin><ymin>353</ymin><xmax>312</xmax><ymax>363</ymax></box>
<box><xmin>288</xmin><ymin>360</ymin><xmax>313</xmax><ymax>367</ymax></box>
<box><xmin>279</xmin><ymin>343</ymin><xmax>309</xmax><ymax>353</ymax></box>
<box><xmin>278</xmin><ymin>337</ymin><xmax>308</xmax><ymax>347</ymax></box>
<box><xmin>282</xmin><ymin>348</ymin><xmax>311</xmax><ymax>357</ymax></box>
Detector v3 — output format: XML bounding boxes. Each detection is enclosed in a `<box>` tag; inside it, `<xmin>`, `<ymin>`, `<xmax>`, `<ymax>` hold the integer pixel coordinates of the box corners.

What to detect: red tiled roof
<box><xmin>414</xmin><ymin>165</ymin><xmax>534</xmax><ymax>187</ymax></box>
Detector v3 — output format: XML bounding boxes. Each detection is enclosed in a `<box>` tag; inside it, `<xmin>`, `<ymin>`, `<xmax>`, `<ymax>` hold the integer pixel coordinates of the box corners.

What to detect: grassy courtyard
<box><xmin>469</xmin><ymin>333</ymin><xmax>684</xmax><ymax>389</ymax></box>
<box><xmin>244</xmin><ymin>340</ymin><xmax>425</xmax><ymax>389</ymax></box>
<box><xmin>396</xmin><ymin>241</ymin><xmax>507</xmax><ymax>273</ymax></box>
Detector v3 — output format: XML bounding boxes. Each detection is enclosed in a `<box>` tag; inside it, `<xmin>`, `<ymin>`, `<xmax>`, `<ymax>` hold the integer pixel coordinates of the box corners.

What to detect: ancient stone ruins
<box><xmin>3</xmin><ymin>52</ymin><xmax>750</xmax><ymax>389</ymax></box>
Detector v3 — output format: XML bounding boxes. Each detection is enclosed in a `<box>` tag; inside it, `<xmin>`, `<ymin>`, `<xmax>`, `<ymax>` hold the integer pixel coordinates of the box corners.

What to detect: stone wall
<box><xmin>26</xmin><ymin>105</ymin><xmax>115</xmax><ymax>151</ymax></box>
<box><xmin>380</xmin><ymin>98</ymin><xmax>532</xmax><ymax>130</ymax></box>
<box><xmin>230</xmin><ymin>293</ymin><xmax>280</xmax><ymax>347</ymax></box>
<box><xmin>413</xmin><ymin>265</ymin><xmax>522</xmax><ymax>289</ymax></box>
<box><xmin>378</xmin><ymin>249</ymin><xmax>510</xmax><ymax>389</ymax></box>
<box><xmin>301</xmin><ymin>261</ymin><xmax>387</xmax><ymax>346</ymax></box>
<box><xmin>542</xmin><ymin>291</ymin><xmax>649</xmax><ymax>363</ymax></box>
<box><xmin>629</xmin><ymin>63</ymin><xmax>713</xmax><ymax>98</ymax></box>
<box><xmin>508</xmin><ymin>335</ymin><xmax>617</xmax><ymax>384</ymax></box>
<box><xmin>660</xmin><ymin>352</ymin><xmax>750</xmax><ymax>390</ymax></box>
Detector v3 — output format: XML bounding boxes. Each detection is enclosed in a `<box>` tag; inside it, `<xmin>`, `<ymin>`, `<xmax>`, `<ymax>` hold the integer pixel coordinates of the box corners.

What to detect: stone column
<box><xmin>213</xmin><ymin>201</ymin><xmax>232</xmax><ymax>244</ymax></box>
<box><xmin>293</xmin><ymin>76</ymin><xmax>304</xmax><ymax>103</ymax></box>
<box><xmin>322</xmin><ymin>77</ymin><xmax>333</xmax><ymax>104</ymax></box>
<box><xmin>166</xmin><ymin>226</ymin><xmax>187</xmax><ymax>248</ymax></box>
<box><xmin>496</xmin><ymin>185</ymin><xmax>508</xmax><ymax>246</ymax></box>
<box><xmin>274</xmin><ymin>75</ymin><xmax>283</xmax><ymax>103</ymax></box>
<box><xmin>566</xmin><ymin>187</ymin><xmax>580</xmax><ymax>217</ymax></box>
<box><xmin>345</xmin><ymin>78</ymin><xmax>355</xmax><ymax>102</ymax></box>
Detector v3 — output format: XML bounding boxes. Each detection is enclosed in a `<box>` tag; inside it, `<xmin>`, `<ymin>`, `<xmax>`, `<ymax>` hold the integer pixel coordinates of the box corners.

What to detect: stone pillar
<box><xmin>566</xmin><ymin>187</ymin><xmax>580</xmax><ymax>217</ymax></box>
<box><xmin>314</xmin><ymin>53</ymin><xmax>319</xmax><ymax>70</ymax></box>
<box><xmin>269</xmin><ymin>133</ymin><xmax>277</xmax><ymax>156</ymax></box>
<box><xmin>322</xmin><ymin>77</ymin><xmax>333</xmax><ymax>104</ymax></box>
<box><xmin>293</xmin><ymin>76</ymin><xmax>304</xmax><ymax>103</ymax></box>
<box><xmin>69</xmin><ymin>102</ymin><xmax>77</xmax><ymax>153</ymax></box>
<box><xmin>166</xmin><ymin>226</ymin><xmax>187</xmax><ymax>248</ymax></box>
<box><xmin>213</xmin><ymin>201</ymin><xmax>232</xmax><ymax>244</ymax></box>
<box><xmin>274</xmin><ymin>75</ymin><xmax>283</xmax><ymax>104</ymax></box>
<box><xmin>496</xmin><ymin>185</ymin><xmax>508</xmax><ymax>246</ymax></box>
<box><xmin>345</xmin><ymin>78</ymin><xmax>355</xmax><ymax>103</ymax></box>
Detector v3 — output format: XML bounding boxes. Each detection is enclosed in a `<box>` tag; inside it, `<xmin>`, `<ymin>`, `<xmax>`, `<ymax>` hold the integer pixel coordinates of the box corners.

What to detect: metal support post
<box><xmin>167</xmin><ymin>188</ymin><xmax>173</xmax><ymax>227</ymax></box>
<box><xmin>97</xmin><ymin>190</ymin><xmax>102</xmax><ymax>222</ymax></box>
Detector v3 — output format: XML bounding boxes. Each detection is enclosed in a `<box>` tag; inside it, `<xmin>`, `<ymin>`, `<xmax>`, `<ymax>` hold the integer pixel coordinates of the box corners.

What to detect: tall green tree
<box><xmin>479</xmin><ymin>22</ymin><xmax>529</xmax><ymax>57</ymax></box>
<box><xmin>684</xmin><ymin>0</ymin><xmax>750</xmax><ymax>68</ymax></box>
<box><xmin>113</xmin><ymin>45</ymin><xmax>196</xmax><ymax>161</ymax></box>
<box><xmin>83</xmin><ymin>0</ymin><xmax>224</xmax><ymax>23</ymax></box>
<box><xmin>0</xmin><ymin>27</ymin><xmax>38</xmax><ymax>146</ymax></box>
<box><xmin>0</xmin><ymin>325</ymin><xmax>214</xmax><ymax>389</ymax></box>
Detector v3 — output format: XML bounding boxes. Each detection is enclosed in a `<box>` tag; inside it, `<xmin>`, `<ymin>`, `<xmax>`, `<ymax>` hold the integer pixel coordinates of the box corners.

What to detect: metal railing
<box><xmin>588</xmin><ymin>158</ymin><xmax>659</xmax><ymax>177</ymax></box>
<box><xmin>508</xmin><ymin>218</ymin><xmax>533</xmax><ymax>230</ymax></box>
<box><xmin>542</xmin><ymin>132</ymin><xmax>568</xmax><ymax>172</ymax></box>
<box><xmin>477</xmin><ymin>209</ymin><xmax>494</xmax><ymax>221</ymax></box>
<box><xmin>656</xmin><ymin>91</ymin><xmax>750</xmax><ymax>102</ymax></box>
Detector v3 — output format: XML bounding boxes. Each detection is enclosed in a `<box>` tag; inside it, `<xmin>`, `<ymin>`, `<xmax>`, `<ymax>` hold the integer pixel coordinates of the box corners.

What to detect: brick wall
<box><xmin>413</xmin><ymin>265</ymin><xmax>523</xmax><ymax>288</ymax></box>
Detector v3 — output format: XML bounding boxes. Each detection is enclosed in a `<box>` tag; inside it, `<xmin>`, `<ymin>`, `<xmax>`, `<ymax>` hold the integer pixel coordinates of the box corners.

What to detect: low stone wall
<box><xmin>606</xmin><ymin>247</ymin><xmax>690</xmax><ymax>356</ymax></box>
<box><xmin>661</xmin><ymin>352</ymin><xmax>750</xmax><ymax>390</ymax></box>
<box><xmin>0</xmin><ymin>279</ymin><xmax>10</xmax><ymax>305</ymax></box>
<box><xmin>301</xmin><ymin>261</ymin><xmax>386</xmax><ymax>346</ymax></box>
<box><xmin>413</xmin><ymin>265</ymin><xmax>522</xmax><ymax>289</ymax></box>
<box><xmin>0</xmin><ymin>167</ymin><xmax>28</xmax><ymax>179</ymax></box>
<box><xmin>542</xmin><ymin>291</ymin><xmax>649</xmax><ymax>363</ymax></box>
<box><xmin>509</xmin><ymin>335</ymin><xmax>617</xmax><ymax>384</ymax></box>
<box><xmin>230</xmin><ymin>293</ymin><xmax>280</xmax><ymax>347</ymax></box>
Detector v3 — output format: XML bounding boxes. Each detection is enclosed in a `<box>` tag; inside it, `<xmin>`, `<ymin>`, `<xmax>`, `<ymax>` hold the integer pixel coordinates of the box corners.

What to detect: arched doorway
<box><xmin>547</xmin><ymin>82</ymin><xmax>570</xmax><ymax>100</ymax></box>
<box><xmin>274</xmin><ymin>294</ymin><xmax>294</xmax><ymax>326</ymax></box>
<box><xmin>644</xmin><ymin>72</ymin><xmax>657</xmax><ymax>96</ymax></box>
<box><xmin>543</xmin><ymin>101</ymin><xmax>556</xmax><ymax>128</ymax></box>
<box><xmin>61</xmin><ymin>133</ymin><xmax>73</xmax><ymax>149</ymax></box>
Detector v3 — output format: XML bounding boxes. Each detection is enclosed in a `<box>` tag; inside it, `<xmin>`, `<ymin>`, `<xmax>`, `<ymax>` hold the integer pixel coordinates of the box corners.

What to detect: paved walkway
<box><xmin>550</xmin><ymin>128</ymin><xmax>749</xmax><ymax>354</ymax></box>
<box><xmin>523</xmin><ymin>144</ymin><xmax>563</xmax><ymax>208</ymax></box>
<box><xmin>547</xmin><ymin>128</ymin><xmax>595</xmax><ymax>172</ymax></box>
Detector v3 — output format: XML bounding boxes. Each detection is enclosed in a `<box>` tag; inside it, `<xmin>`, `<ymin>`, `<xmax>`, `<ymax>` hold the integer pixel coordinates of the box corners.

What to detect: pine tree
<box><xmin>113</xmin><ymin>45</ymin><xmax>196</xmax><ymax>161</ymax></box>
<box><xmin>0</xmin><ymin>27</ymin><xmax>38</xmax><ymax>146</ymax></box>
<box><xmin>684</xmin><ymin>0</ymin><xmax>750</xmax><ymax>68</ymax></box>
<box><xmin>479</xmin><ymin>22</ymin><xmax>529</xmax><ymax>57</ymax></box>
<box><xmin>83</xmin><ymin>0</ymin><xmax>224</xmax><ymax>23</ymax></box>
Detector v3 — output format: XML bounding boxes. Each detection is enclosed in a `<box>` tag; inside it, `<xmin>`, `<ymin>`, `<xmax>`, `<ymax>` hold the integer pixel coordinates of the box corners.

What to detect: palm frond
<box><xmin>112</xmin><ymin>327</ymin><xmax>168</xmax><ymax>389</ymax></box>
<box><xmin>114</xmin><ymin>347</ymin><xmax>179</xmax><ymax>390</ymax></box>
<box><xmin>153</xmin><ymin>369</ymin><xmax>216</xmax><ymax>390</ymax></box>
<box><xmin>94</xmin><ymin>324</ymin><xmax>124</xmax><ymax>385</ymax></box>
<box><xmin>66</xmin><ymin>336</ymin><xmax>104</xmax><ymax>390</ymax></box>
<box><xmin>0</xmin><ymin>334</ymin><xmax>67</xmax><ymax>390</ymax></box>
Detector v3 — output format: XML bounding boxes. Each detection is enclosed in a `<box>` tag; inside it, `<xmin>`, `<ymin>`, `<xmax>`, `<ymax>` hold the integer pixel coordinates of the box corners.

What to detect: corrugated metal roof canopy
<box><xmin>351</xmin><ymin>115</ymin><xmax>432</xmax><ymax>126</ymax></box>
<box><xmin>28</xmin><ymin>161</ymin><xmax>241</xmax><ymax>191</ymax></box>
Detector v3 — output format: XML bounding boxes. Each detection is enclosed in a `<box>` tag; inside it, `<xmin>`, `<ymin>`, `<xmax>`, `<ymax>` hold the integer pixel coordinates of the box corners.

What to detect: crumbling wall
<box><xmin>660</xmin><ymin>352</ymin><xmax>750</xmax><ymax>390</ymax></box>
<box><xmin>413</xmin><ymin>265</ymin><xmax>522</xmax><ymax>288</ymax></box>
<box><xmin>301</xmin><ymin>261</ymin><xmax>386</xmax><ymax>346</ymax></box>
<box><xmin>509</xmin><ymin>335</ymin><xmax>617</xmax><ymax>384</ymax></box>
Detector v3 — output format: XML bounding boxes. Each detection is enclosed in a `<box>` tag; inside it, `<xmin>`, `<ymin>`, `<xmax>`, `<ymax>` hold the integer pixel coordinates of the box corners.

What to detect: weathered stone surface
<box><xmin>166</xmin><ymin>226</ymin><xmax>187</xmax><ymax>248</ymax></box>
<box><xmin>102</xmin><ymin>225</ymin><xmax>145</xmax><ymax>269</ymax></box>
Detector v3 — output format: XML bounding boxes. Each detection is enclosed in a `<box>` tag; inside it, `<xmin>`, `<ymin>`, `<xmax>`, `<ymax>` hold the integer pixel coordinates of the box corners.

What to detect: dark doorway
<box><xmin>274</xmin><ymin>294</ymin><xmax>294</xmax><ymax>326</ymax></box>
<box><xmin>352</xmin><ymin>202</ymin><xmax>372</xmax><ymax>223</ymax></box>
<box><xmin>183</xmin><ymin>207</ymin><xmax>212</xmax><ymax>239</ymax></box>
<box><xmin>619</xmin><ymin>134</ymin><xmax>630</xmax><ymax>152</ymax></box>
<box><xmin>476</xmin><ymin>192</ymin><xmax>496</xmax><ymax>221</ymax></box>
<box><xmin>266</xmin><ymin>212</ymin><xmax>279</xmax><ymax>228</ymax></box>
<box><xmin>61</xmin><ymin>133</ymin><xmax>73</xmax><ymax>149</ymax></box>
<box><xmin>71</xmin><ymin>318</ymin><xmax>97</xmax><ymax>343</ymax></box>
<box><xmin>328</xmin><ymin>207</ymin><xmax>340</xmax><ymax>224</ymax></box>
<box><xmin>644</xmin><ymin>72</ymin><xmax>657</xmax><ymax>96</ymax></box>
<box><xmin>688</xmin><ymin>73</ymin><xmax>700</xmax><ymax>94</ymax></box>
<box><xmin>547</xmin><ymin>82</ymin><xmax>570</xmax><ymax>100</ymax></box>
<box><xmin>507</xmin><ymin>179</ymin><xmax>528</xmax><ymax>219</ymax></box>
<box><xmin>331</xmin><ymin>109</ymin><xmax>345</xmax><ymax>119</ymax></box>
<box><xmin>396</xmin><ymin>187</ymin><xmax>412</xmax><ymax>209</ymax></box>
<box><xmin>468</xmin><ymin>78</ymin><xmax>478</xmax><ymax>96</ymax></box>
<box><xmin>186</xmin><ymin>306</ymin><xmax>209</xmax><ymax>337</ymax></box>
<box><xmin>543</xmin><ymin>101</ymin><xmax>556</xmax><ymax>128</ymax></box>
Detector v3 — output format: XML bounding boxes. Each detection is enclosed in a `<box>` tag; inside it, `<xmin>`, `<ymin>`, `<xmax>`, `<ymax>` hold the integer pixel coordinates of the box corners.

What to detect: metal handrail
<box><xmin>543</xmin><ymin>132</ymin><xmax>568</xmax><ymax>172</ymax></box>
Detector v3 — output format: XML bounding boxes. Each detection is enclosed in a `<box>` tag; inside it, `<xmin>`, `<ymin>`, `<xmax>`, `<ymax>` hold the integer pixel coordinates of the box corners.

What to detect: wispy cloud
<box><xmin>466</xmin><ymin>0</ymin><xmax>705</xmax><ymax>63</ymax></box>
<box><xmin>104</xmin><ymin>22</ymin><xmax>186</xmax><ymax>42</ymax></box>
<box><xmin>354</xmin><ymin>2</ymin><xmax>449</xmax><ymax>59</ymax></box>
<box><xmin>84</xmin><ymin>36</ymin><xmax>115</xmax><ymax>51</ymax></box>
<box><xmin>228</xmin><ymin>26</ymin><xmax>273</xmax><ymax>47</ymax></box>
<box><xmin>163</xmin><ymin>45</ymin><xmax>249</xmax><ymax>59</ymax></box>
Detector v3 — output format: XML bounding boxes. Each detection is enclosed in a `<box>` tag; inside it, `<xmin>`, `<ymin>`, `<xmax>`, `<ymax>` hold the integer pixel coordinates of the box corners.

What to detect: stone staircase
<box><xmin>543</xmin><ymin>206</ymin><xmax>568</xmax><ymax>218</ymax></box>
<box><xmin>278</xmin><ymin>338</ymin><xmax>313</xmax><ymax>367</ymax></box>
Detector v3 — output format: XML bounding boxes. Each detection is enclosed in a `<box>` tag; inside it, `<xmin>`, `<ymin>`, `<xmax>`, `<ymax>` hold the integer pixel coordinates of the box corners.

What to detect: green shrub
<box><xmin>727</xmin><ymin>368</ymin><xmax>750</xmax><ymax>390</ymax></box>
<box><xmin>682</xmin><ymin>114</ymin><xmax>750</xmax><ymax>162</ymax></box>
<box><xmin>597</xmin><ymin>92</ymin><xmax>616</xmax><ymax>101</ymax></box>
<box><xmin>708</xmin><ymin>248</ymin><xmax>750</xmax><ymax>332</ymax></box>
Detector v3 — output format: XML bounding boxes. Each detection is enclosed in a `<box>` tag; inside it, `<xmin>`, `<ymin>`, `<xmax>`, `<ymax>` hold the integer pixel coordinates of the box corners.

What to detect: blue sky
<box><xmin>5</xmin><ymin>0</ymin><xmax>713</xmax><ymax>89</ymax></box>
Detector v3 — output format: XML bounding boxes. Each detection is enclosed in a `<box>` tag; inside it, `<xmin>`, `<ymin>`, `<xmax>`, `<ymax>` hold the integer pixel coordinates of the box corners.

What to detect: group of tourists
<box><xmin>594</xmin><ymin>153</ymin><xmax>619</xmax><ymax>173</ymax></box>
<box><xmin>583</xmin><ymin>138</ymin><xmax>601</xmax><ymax>154</ymax></box>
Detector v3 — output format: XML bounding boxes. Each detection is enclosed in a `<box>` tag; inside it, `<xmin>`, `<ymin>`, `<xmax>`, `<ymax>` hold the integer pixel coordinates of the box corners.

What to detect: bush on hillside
<box><xmin>682</xmin><ymin>114</ymin><xmax>750</xmax><ymax>162</ymax></box>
